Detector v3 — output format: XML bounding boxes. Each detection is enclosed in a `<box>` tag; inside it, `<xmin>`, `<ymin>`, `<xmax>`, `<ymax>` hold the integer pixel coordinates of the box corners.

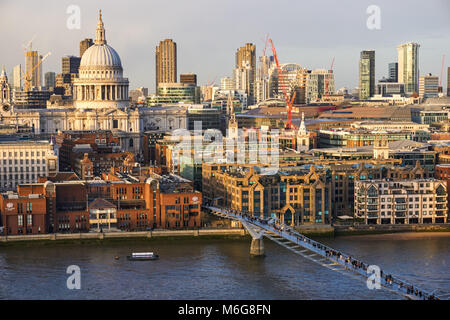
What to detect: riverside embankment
<box><xmin>1</xmin><ymin>223</ymin><xmax>450</xmax><ymax>245</ymax></box>
<box><xmin>0</xmin><ymin>228</ymin><xmax>247</xmax><ymax>245</ymax></box>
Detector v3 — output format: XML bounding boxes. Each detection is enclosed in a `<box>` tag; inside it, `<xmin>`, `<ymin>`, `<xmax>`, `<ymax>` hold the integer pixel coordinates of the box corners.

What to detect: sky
<box><xmin>1</xmin><ymin>0</ymin><xmax>449</xmax><ymax>93</ymax></box>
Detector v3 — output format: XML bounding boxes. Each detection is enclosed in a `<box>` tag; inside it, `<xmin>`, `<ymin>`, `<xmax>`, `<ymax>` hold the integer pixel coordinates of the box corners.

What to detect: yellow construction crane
<box><xmin>21</xmin><ymin>51</ymin><xmax>51</xmax><ymax>91</ymax></box>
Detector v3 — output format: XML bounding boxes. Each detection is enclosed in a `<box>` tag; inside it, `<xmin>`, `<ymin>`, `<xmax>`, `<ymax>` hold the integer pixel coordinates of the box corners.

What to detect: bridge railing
<box><xmin>205</xmin><ymin>205</ymin><xmax>439</xmax><ymax>301</ymax></box>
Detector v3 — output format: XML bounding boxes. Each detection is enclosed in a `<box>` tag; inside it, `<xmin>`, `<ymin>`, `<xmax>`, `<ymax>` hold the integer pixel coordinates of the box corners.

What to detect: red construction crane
<box><xmin>268</xmin><ymin>38</ymin><xmax>295</xmax><ymax>130</ymax></box>
<box><xmin>324</xmin><ymin>57</ymin><xmax>335</xmax><ymax>101</ymax></box>
<box><xmin>206</xmin><ymin>76</ymin><xmax>217</xmax><ymax>87</ymax></box>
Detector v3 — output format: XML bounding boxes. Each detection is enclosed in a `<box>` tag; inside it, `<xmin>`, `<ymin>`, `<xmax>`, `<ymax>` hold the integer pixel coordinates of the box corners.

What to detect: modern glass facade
<box><xmin>397</xmin><ymin>43</ymin><xmax>420</xmax><ymax>95</ymax></box>
<box><xmin>147</xmin><ymin>83</ymin><xmax>199</xmax><ymax>106</ymax></box>
<box><xmin>359</xmin><ymin>50</ymin><xmax>375</xmax><ymax>100</ymax></box>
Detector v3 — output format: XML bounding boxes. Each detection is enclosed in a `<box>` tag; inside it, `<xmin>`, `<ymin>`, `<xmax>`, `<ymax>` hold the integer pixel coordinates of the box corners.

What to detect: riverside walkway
<box><xmin>205</xmin><ymin>205</ymin><xmax>443</xmax><ymax>300</ymax></box>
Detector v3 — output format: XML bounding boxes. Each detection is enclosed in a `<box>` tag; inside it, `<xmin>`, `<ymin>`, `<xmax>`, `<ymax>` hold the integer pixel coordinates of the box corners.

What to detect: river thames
<box><xmin>0</xmin><ymin>232</ymin><xmax>448</xmax><ymax>300</ymax></box>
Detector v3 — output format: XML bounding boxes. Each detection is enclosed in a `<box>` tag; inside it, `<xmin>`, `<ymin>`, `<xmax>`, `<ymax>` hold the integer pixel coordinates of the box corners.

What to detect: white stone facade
<box><xmin>0</xmin><ymin>11</ymin><xmax>188</xmax><ymax>155</ymax></box>
<box><xmin>0</xmin><ymin>141</ymin><xmax>58</xmax><ymax>191</ymax></box>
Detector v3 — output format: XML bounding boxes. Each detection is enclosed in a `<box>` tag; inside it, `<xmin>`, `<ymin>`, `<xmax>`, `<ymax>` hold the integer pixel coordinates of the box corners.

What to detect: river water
<box><xmin>0</xmin><ymin>232</ymin><xmax>448</xmax><ymax>300</ymax></box>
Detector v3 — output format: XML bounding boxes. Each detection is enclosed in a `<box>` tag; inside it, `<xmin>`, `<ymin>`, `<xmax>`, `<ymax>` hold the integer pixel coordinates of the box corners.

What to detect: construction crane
<box><xmin>22</xmin><ymin>35</ymin><xmax>36</xmax><ymax>53</ymax></box>
<box><xmin>440</xmin><ymin>54</ymin><xmax>445</xmax><ymax>89</ymax></box>
<box><xmin>206</xmin><ymin>76</ymin><xmax>217</xmax><ymax>87</ymax></box>
<box><xmin>261</xmin><ymin>34</ymin><xmax>269</xmax><ymax>57</ymax></box>
<box><xmin>268</xmin><ymin>38</ymin><xmax>295</xmax><ymax>130</ymax></box>
<box><xmin>324</xmin><ymin>57</ymin><xmax>335</xmax><ymax>101</ymax></box>
<box><xmin>21</xmin><ymin>51</ymin><xmax>51</xmax><ymax>91</ymax></box>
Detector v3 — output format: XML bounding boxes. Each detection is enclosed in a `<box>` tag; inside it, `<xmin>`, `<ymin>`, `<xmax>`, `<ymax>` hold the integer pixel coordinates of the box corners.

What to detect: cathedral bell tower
<box><xmin>0</xmin><ymin>65</ymin><xmax>11</xmax><ymax>112</ymax></box>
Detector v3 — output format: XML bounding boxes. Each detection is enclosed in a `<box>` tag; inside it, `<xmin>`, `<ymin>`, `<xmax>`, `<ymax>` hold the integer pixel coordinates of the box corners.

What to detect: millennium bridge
<box><xmin>204</xmin><ymin>205</ymin><xmax>446</xmax><ymax>301</ymax></box>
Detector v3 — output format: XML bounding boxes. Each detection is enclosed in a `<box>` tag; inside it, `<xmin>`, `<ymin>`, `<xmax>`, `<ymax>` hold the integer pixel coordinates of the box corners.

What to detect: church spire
<box><xmin>227</xmin><ymin>93</ymin><xmax>235</xmax><ymax>124</ymax></box>
<box><xmin>298</xmin><ymin>112</ymin><xmax>307</xmax><ymax>136</ymax></box>
<box><xmin>95</xmin><ymin>9</ymin><xmax>106</xmax><ymax>45</ymax></box>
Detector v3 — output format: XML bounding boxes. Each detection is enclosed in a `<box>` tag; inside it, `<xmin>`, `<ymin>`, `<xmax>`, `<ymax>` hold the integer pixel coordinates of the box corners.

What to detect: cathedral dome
<box><xmin>73</xmin><ymin>10</ymin><xmax>129</xmax><ymax>110</ymax></box>
<box><xmin>80</xmin><ymin>44</ymin><xmax>122</xmax><ymax>68</ymax></box>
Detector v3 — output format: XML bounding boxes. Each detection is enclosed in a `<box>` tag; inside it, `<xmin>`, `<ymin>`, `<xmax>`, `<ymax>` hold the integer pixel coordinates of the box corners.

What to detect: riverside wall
<box><xmin>0</xmin><ymin>228</ymin><xmax>247</xmax><ymax>243</ymax></box>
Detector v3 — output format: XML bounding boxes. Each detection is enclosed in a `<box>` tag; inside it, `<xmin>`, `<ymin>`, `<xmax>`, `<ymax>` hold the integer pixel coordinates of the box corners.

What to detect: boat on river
<box><xmin>126</xmin><ymin>252</ymin><xmax>159</xmax><ymax>261</ymax></box>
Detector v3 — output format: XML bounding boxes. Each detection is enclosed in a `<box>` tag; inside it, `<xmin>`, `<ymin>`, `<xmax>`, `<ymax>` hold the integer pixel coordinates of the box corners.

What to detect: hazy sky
<box><xmin>1</xmin><ymin>0</ymin><xmax>449</xmax><ymax>92</ymax></box>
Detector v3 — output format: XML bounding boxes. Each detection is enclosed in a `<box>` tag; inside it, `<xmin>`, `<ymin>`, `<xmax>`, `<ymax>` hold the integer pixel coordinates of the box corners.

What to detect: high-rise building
<box><xmin>306</xmin><ymin>69</ymin><xmax>335</xmax><ymax>103</ymax></box>
<box><xmin>180</xmin><ymin>74</ymin><xmax>197</xmax><ymax>86</ymax></box>
<box><xmin>388</xmin><ymin>62</ymin><xmax>398</xmax><ymax>82</ymax></box>
<box><xmin>419</xmin><ymin>73</ymin><xmax>439</xmax><ymax>100</ymax></box>
<box><xmin>234</xmin><ymin>68</ymin><xmax>251</xmax><ymax>92</ymax></box>
<box><xmin>235</xmin><ymin>43</ymin><xmax>256</xmax><ymax>104</ymax></box>
<box><xmin>254</xmin><ymin>55</ymin><xmax>273</xmax><ymax>104</ymax></box>
<box><xmin>80</xmin><ymin>38</ymin><xmax>94</xmax><ymax>57</ymax></box>
<box><xmin>55</xmin><ymin>56</ymin><xmax>81</xmax><ymax>97</ymax></box>
<box><xmin>12</xmin><ymin>64</ymin><xmax>22</xmax><ymax>90</ymax></box>
<box><xmin>44</xmin><ymin>72</ymin><xmax>56</xmax><ymax>90</ymax></box>
<box><xmin>25</xmin><ymin>51</ymin><xmax>42</xmax><ymax>88</ymax></box>
<box><xmin>155</xmin><ymin>39</ymin><xmax>177</xmax><ymax>92</ymax></box>
<box><xmin>397</xmin><ymin>42</ymin><xmax>420</xmax><ymax>95</ymax></box>
<box><xmin>221</xmin><ymin>77</ymin><xmax>235</xmax><ymax>90</ymax></box>
<box><xmin>359</xmin><ymin>50</ymin><xmax>375</xmax><ymax>100</ymax></box>
<box><xmin>447</xmin><ymin>67</ymin><xmax>450</xmax><ymax>97</ymax></box>
<box><xmin>62</xmin><ymin>56</ymin><xmax>81</xmax><ymax>74</ymax></box>
<box><xmin>257</xmin><ymin>55</ymin><xmax>272</xmax><ymax>81</ymax></box>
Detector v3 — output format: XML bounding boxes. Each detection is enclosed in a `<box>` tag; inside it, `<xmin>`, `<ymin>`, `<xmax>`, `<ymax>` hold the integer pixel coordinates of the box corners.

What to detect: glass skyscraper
<box><xmin>359</xmin><ymin>50</ymin><xmax>375</xmax><ymax>100</ymax></box>
<box><xmin>397</xmin><ymin>43</ymin><xmax>420</xmax><ymax>95</ymax></box>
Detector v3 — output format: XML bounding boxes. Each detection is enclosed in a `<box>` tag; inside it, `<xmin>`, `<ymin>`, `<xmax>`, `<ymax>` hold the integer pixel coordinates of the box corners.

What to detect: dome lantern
<box><xmin>95</xmin><ymin>9</ymin><xmax>106</xmax><ymax>45</ymax></box>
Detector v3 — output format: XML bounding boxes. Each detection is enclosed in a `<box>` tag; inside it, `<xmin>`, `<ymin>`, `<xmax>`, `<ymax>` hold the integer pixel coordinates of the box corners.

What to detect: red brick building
<box><xmin>1</xmin><ymin>169</ymin><xmax>202</xmax><ymax>235</ymax></box>
<box><xmin>56</xmin><ymin>130</ymin><xmax>134</xmax><ymax>178</ymax></box>
<box><xmin>0</xmin><ymin>191</ymin><xmax>47</xmax><ymax>235</ymax></box>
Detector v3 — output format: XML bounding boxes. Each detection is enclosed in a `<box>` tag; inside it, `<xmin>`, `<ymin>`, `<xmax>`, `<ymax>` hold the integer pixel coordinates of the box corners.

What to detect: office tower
<box><xmin>62</xmin><ymin>56</ymin><xmax>81</xmax><ymax>74</ymax></box>
<box><xmin>388</xmin><ymin>62</ymin><xmax>398</xmax><ymax>82</ymax></box>
<box><xmin>55</xmin><ymin>56</ymin><xmax>80</xmax><ymax>97</ymax></box>
<box><xmin>80</xmin><ymin>38</ymin><xmax>94</xmax><ymax>57</ymax></box>
<box><xmin>155</xmin><ymin>39</ymin><xmax>177</xmax><ymax>92</ymax></box>
<box><xmin>377</xmin><ymin>82</ymin><xmax>405</xmax><ymax>97</ymax></box>
<box><xmin>359</xmin><ymin>50</ymin><xmax>375</xmax><ymax>100</ymax></box>
<box><xmin>12</xmin><ymin>64</ymin><xmax>22</xmax><ymax>90</ymax></box>
<box><xmin>397</xmin><ymin>42</ymin><xmax>420</xmax><ymax>94</ymax></box>
<box><xmin>235</xmin><ymin>43</ymin><xmax>256</xmax><ymax>104</ymax></box>
<box><xmin>180</xmin><ymin>74</ymin><xmax>197</xmax><ymax>86</ymax></box>
<box><xmin>25</xmin><ymin>51</ymin><xmax>42</xmax><ymax>88</ymax></box>
<box><xmin>419</xmin><ymin>73</ymin><xmax>439</xmax><ymax>100</ymax></box>
<box><xmin>257</xmin><ymin>55</ymin><xmax>272</xmax><ymax>81</ymax></box>
<box><xmin>306</xmin><ymin>69</ymin><xmax>335</xmax><ymax>103</ymax></box>
<box><xmin>44</xmin><ymin>72</ymin><xmax>56</xmax><ymax>89</ymax></box>
<box><xmin>447</xmin><ymin>67</ymin><xmax>450</xmax><ymax>97</ymax></box>
<box><xmin>147</xmin><ymin>83</ymin><xmax>199</xmax><ymax>106</ymax></box>
<box><xmin>221</xmin><ymin>77</ymin><xmax>235</xmax><ymax>90</ymax></box>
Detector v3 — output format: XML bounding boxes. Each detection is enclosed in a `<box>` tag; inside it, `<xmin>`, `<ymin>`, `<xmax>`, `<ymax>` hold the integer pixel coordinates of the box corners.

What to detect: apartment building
<box><xmin>354</xmin><ymin>179</ymin><xmax>447</xmax><ymax>224</ymax></box>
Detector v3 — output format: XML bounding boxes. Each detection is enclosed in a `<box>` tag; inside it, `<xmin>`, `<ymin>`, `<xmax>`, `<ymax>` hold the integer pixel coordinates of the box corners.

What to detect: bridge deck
<box><xmin>206</xmin><ymin>206</ymin><xmax>442</xmax><ymax>300</ymax></box>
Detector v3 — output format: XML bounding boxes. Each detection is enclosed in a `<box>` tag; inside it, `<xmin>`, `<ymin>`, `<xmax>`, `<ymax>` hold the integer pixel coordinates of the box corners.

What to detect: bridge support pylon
<box><xmin>242</xmin><ymin>221</ymin><xmax>265</xmax><ymax>257</ymax></box>
<box><xmin>250</xmin><ymin>238</ymin><xmax>265</xmax><ymax>257</ymax></box>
